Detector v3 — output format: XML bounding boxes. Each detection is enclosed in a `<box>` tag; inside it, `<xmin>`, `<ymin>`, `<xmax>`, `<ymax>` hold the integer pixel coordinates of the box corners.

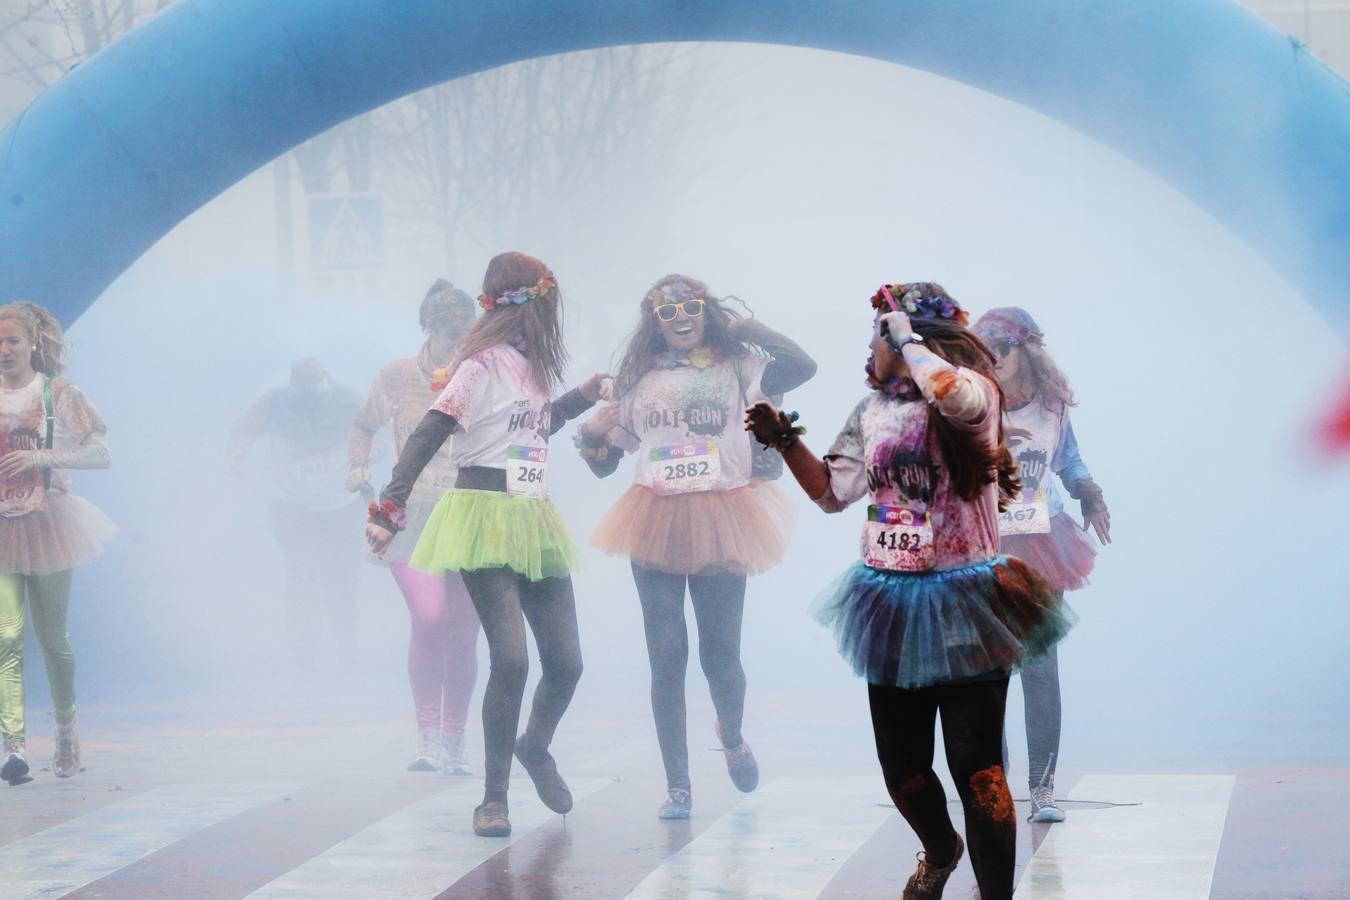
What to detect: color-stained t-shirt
<box><xmin>0</xmin><ymin>376</ymin><xmax>106</xmax><ymax>516</ymax></box>
<box><xmin>612</xmin><ymin>356</ymin><xmax>770</xmax><ymax>494</ymax></box>
<box><xmin>1003</xmin><ymin>399</ymin><xmax>1092</xmax><ymax>519</ymax></box>
<box><xmin>351</xmin><ymin>350</ymin><xmax>457</xmax><ymax>508</ymax></box>
<box><xmin>431</xmin><ymin>344</ymin><xmax>552</xmax><ymax>470</ymax></box>
<box><xmin>816</xmin><ymin>367</ymin><xmax>1002</xmax><ymax>571</ymax></box>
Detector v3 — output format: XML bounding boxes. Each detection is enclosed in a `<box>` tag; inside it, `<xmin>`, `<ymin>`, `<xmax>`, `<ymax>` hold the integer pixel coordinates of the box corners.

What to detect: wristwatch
<box><xmin>883</xmin><ymin>330</ymin><xmax>924</xmax><ymax>353</ymax></box>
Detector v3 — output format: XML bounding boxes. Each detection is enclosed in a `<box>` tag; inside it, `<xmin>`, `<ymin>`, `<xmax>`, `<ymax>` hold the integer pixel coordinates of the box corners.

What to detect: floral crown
<box><xmin>972</xmin><ymin>308</ymin><xmax>1043</xmax><ymax>348</ymax></box>
<box><xmin>870</xmin><ymin>284</ymin><xmax>970</xmax><ymax>327</ymax></box>
<box><xmin>478</xmin><ymin>272</ymin><xmax>557</xmax><ymax>311</ymax></box>
<box><xmin>644</xmin><ymin>280</ymin><xmax>705</xmax><ymax>308</ymax></box>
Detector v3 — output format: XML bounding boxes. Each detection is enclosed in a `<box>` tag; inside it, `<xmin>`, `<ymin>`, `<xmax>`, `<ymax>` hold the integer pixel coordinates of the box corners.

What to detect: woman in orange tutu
<box><xmin>576</xmin><ymin>274</ymin><xmax>814</xmax><ymax>819</ymax></box>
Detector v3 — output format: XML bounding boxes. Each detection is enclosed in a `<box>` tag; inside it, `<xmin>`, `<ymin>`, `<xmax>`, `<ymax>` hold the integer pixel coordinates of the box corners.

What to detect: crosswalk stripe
<box><xmin>625</xmin><ymin>776</ymin><xmax>895</xmax><ymax>899</ymax></box>
<box><xmin>1015</xmin><ymin>774</ymin><xmax>1236</xmax><ymax>899</ymax></box>
<box><xmin>0</xmin><ymin>782</ymin><xmax>297</xmax><ymax>897</ymax></box>
<box><xmin>248</xmin><ymin>777</ymin><xmax>612</xmax><ymax>898</ymax></box>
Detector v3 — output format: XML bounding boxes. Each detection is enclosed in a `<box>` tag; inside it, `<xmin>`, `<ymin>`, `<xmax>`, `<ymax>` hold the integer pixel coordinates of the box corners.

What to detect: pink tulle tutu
<box><xmin>591</xmin><ymin>480</ymin><xmax>796</xmax><ymax>575</ymax></box>
<box><xmin>1000</xmin><ymin>511</ymin><xmax>1096</xmax><ymax>593</ymax></box>
<box><xmin>0</xmin><ymin>492</ymin><xmax>117</xmax><ymax>575</ymax></box>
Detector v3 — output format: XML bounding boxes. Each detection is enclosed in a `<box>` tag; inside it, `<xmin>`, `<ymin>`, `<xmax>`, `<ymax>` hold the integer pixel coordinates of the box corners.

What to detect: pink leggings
<box><xmin>390</xmin><ymin>563</ymin><xmax>481</xmax><ymax>735</ymax></box>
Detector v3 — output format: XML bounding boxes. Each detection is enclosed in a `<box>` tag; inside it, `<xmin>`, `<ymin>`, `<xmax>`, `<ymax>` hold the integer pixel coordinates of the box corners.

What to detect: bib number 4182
<box><xmin>863</xmin><ymin>504</ymin><xmax>935</xmax><ymax>573</ymax></box>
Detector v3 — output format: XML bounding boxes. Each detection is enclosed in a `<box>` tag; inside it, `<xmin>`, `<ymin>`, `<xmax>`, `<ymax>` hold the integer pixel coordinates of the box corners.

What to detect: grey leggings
<box><xmin>460</xmin><ymin>568</ymin><xmax>583</xmax><ymax>800</ymax></box>
<box><xmin>1020</xmin><ymin>645</ymin><xmax>1061</xmax><ymax>788</ymax></box>
<box><xmin>631</xmin><ymin>563</ymin><xmax>747</xmax><ymax>792</ymax></box>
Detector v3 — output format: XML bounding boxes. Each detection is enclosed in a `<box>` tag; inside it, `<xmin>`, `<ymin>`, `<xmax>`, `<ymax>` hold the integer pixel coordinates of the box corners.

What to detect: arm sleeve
<box><xmin>738</xmin><ymin>320</ymin><xmax>817</xmax><ymax>397</ymax></box>
<box><xmin>379</xmin><ymin>410</ymin><xmax>459</xmax><ymax>510</ymax></box>
<box><xmin>34</xmin><ymin>384</ymin><xmax>110</xmax><ymax>470</ymax></box>
<box><xmin>814</xmin><ymin>398</ymin><xmax>871</xmax><ymax>513</ymax></box>
<box><xmin>348</xmin><ymin>370</ymin><xmax>391</xmax><ymax>470</ymax></box>
<box><xmin>1052</xmin><ymin>416</ymin><xmax>1093</xmax><ymax>490</ymax></box>
<box><xmin>549</xmin><ymin>387</ymin><xmax>597</xmax><ymax>436</ymax></box>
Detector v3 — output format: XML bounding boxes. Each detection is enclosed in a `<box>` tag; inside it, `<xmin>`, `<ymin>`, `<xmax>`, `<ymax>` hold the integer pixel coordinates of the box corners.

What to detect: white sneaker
<box><xmin>441</xmin><ymin>732</ymin><xmax>473</xmax><ymax>776</ymax></box>
<box><xmin>407</xmin><ymin>729</ymin><xmax>444</xmax><ymax>772</ymax></box>
<box><xmin>1029</xmin><ymin>783</ymin><xmax>1065</xmax><ymax>823</ymax></box>
<box><xmin>53</xmin><ymin>715</ymin><xmax>80</xmax><ymax>778</ymax></box>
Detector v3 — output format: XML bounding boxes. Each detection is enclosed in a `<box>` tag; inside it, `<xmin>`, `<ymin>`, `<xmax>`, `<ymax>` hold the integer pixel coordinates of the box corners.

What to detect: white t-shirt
<box><xmin>1004</xmin><ymin>400</ymin><xmax>1068</xmax><ymax>518</ymax></box>
<box><xmin>614</xmin><ymin>356</ymin><xmax>769</xmax><ymax>494</ymax></box>
<box><xmin>431</xmin><ymin>345</ymin><xmax>552</xmax><ymax>470</ymax></box>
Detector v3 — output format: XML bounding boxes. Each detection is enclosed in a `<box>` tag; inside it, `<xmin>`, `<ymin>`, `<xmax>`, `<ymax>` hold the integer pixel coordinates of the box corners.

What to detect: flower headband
<box><xmin>870</xmin><ymin>284</ymin><xmax>970</xmax><ymax>327</ymax></box>
<box><xmin>645</xmin><ymin>280</ymin><xmax>705</xmax><ymax>308</ymax></box>
<box><xmin>478</xmin><ymin>272</ymin><xmax>557</xmax><ymax>311</ymax></box>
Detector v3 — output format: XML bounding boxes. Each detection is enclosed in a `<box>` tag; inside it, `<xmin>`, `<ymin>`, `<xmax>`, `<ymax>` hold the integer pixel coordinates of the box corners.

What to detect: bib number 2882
<box><xmin>863</xmin><ymin>504</ymin><xmax>936</xmax><ymax>573</ymax></box>
<box><xmin>506</xmin><ymin>445</ymin><xmax>548</xmax><ymax>498</ymax></box>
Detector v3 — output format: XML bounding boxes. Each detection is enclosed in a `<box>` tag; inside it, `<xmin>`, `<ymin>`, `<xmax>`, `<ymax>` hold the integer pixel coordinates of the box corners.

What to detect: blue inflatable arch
<box><xmin>1</xmin><ymin>0</ymin><xmax>1348</xmax><ymax>326</ymax></box>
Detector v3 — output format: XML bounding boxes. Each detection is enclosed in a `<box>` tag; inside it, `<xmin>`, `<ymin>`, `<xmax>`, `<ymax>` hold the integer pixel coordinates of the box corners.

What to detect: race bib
<box><xmin>999</xmin><ymin>489</ymin><xmax>1051</xmax><ymax>536</ymax></box>
<box><xmin>863</xmin><ymin>504</ymin><xmax>936</xmax><ymax>573</ymax></box>
<box><xmin>0</xmin><ymin>429</ymin><xmax>44</xmax><ymax>517</ymax></box>
<box><xmin>650</xmin><ymin>440</ymin><xmax>721</xmax><ymax>496</ymax></box>
<box><xmin>506</xmin><ymin>445</ymin><xmax>548</xmax><ymax>498</ymax></box>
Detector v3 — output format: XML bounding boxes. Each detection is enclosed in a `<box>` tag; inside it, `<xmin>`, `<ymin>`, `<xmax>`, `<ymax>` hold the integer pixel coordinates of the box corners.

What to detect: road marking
<box><xmin>626</xmin><ymin>776</ymin><xmax>895</xmax><ymax>899</ymax></box>
<box><xmin>0</xmin><ymin>782</ymin><xmax>297</xmax><ymax>897</ymax></box>
<box><xmin>1016</xmin><ymin>774</ymin><xmax>1235</xmax><ymax>899</ymax></box>
<box><xmin>249</xmin><ymin>777</ymin><xmax>610</xmax><ymax>898</ymax></box>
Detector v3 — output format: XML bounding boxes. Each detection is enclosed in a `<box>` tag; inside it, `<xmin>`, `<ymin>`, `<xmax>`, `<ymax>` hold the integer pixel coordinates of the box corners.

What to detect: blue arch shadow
<box><xmin>0</xmin><ymin>0</ymin><xmax>1347</xmax><ymax>327</ymax></box>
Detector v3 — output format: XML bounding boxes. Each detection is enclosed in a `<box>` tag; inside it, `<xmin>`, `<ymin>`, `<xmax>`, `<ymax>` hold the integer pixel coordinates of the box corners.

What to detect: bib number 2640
<box><xmin>506</xmin><ymin>446</ymin><xmax>548</xmax><ymax>498</ymax></box>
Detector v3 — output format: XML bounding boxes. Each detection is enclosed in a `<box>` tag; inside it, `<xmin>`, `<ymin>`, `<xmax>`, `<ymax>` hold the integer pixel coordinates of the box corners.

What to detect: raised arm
<box><xmin>732</xmin><ymin>319</ymin><xmax>817</xmax><ymax>396</ymax></box>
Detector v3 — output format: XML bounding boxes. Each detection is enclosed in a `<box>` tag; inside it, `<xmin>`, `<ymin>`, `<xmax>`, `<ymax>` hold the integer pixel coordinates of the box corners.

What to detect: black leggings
<box><xmin>460</xmin><ymin>568</ymin><xmax>583</xmax><ymax>801</ymax></box>
<box><xmin>631</xmin><ymin>563</ymin><xmax>747</xmax><ymax>792</ymax></box>
<box><xmin>868</xmin><ymin>677</ymin><xmax>1016</xmax><ymax>900</ymax></box>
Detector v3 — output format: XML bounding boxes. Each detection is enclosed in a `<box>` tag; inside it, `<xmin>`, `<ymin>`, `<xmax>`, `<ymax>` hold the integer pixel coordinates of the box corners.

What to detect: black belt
<box><xmin>455</xmin><ymin>466</ymin><xmax>508</xmax><ymax>493</ymax></box>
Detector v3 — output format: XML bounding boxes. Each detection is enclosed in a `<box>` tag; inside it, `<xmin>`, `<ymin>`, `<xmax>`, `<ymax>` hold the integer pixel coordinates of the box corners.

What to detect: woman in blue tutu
<box><xmin>745</xmin><ymin>283</ymin><xmax>1074</xmax><ymax>900</ymax></box>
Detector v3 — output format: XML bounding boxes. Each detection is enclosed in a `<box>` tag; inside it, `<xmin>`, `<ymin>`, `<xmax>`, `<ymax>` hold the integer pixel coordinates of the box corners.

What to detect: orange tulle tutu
<box><xmin>590</xmin><ymin>480</ymin><xmax>796</xmax><ymax>575</ymax></box>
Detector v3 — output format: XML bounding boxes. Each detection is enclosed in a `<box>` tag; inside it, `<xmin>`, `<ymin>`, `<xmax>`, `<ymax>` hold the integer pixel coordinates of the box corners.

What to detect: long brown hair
<box><xmin>0</xmin><ymin>300</ymin><xmax>66</xmax><ymax>376</ymax></box>
<box><xmin>874</xmin><ymin>281</ymin><xmax>1021</xmax><ymax>509</ymax></box>
<box><xmin>450</xmin><ymin>252</ymin><xmax>567</xmax><ymax>392</ymax></box>
<box><xmin>613</xmin><ymin>274</ymin><xmax>762</xmax><ymax>397</ymax></box>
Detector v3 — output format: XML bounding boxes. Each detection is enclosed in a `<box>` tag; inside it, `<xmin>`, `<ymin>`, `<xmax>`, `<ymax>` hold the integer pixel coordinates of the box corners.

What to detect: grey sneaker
<box><xmin>715</xmin><ymin>721</ymin><xmax>759</xmax><ymax>793</ymax></box>
<box><xmin>658</xmin><ymin>788</ymin><xmax>692</xmax><ymax>820</ymax></box>
<box><xmin>53</xmin><ymin>715</ymin><xmax>80</xmax><ymax>778</ymax></box>
<box><xmin>2</xmin><ymin>735</ymin><xmax>29</xmax><ymax>786</ymax></box>
<box><xmin>903</xmin><ymin>833</ymin><xmax>964</xmax><ymax>899</ymax></box>
<box><xmin>1029</xmin><ymin>783</ymin><xmax>1065</xmax><ymax>823</ymax></box>
<box><xmin>407</xmin><ymin>729</ymin><xmax>444</xmax><ymax>772</ymax></box>
<box><xmin>441</xmin><ymin>731</ymin><xmax>473</xmax><ymax>776</ymax></box>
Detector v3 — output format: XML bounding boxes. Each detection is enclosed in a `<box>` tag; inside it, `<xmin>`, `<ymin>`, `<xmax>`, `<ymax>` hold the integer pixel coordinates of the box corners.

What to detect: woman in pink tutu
<box><xmin>0</xmin><ymin>301</ymin><xmax>115</xmax><ymax>785</ymax></box>
<box><xmin>575</xmin><ymin>274</ymin><xmax>815</xmax><ymax>819</ymax></box>
<box><xmin>973</xmin><ymin>307</ymin><xmax>1111</xmax><ymax>824</ymax></box>
<box><xmin>349</xmin><ymin>279</ymin><xmax>482</xmax><ymax>775</ymax></box>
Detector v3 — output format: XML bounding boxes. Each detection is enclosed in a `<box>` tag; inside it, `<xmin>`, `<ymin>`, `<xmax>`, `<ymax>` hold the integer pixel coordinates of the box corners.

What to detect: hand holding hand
<box><xmin>583</xmin><ymin>402</ymin><xmax>622</xmax><ymax>438</ymax></box>
<box><xmin>366</xmin><ymin>522</ymin><xmax>395</xmax><ymax>558</ymax></box>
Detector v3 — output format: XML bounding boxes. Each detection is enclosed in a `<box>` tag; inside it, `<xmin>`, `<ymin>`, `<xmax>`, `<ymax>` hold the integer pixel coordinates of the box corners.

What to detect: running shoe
<box><xmin>472</xmin><ymin>800</ymin><xmax>511</xmax><ymax>837</ymax></box>
<box><xmin>514</xmin><ymin>737</ymin><xmax>573</xmax><ymax>813</ymax></box>
<box><xmin>1029</xmin><ymin>783</ymin><xmax>1066</xmax><ymax>823</ymax></box>
<box><xmin>658</xmin><ymin>788</ymin><xmax>692</xmax><ymax>820</ymax></box>
<box><xmin>1</xmin><ymin>737</ymin><xmax>29</xmax><ymax>786</ymax></box>
<box><xmin>903</xmin><ymin>833</ymin><xmax>965</xmax><ymax>899</ymax></box>
<box><xmin>441</xmin><ymin>731</ymin><xmax>474</xmax><ymax>776</ymax></box>
<box><xmin>715</xmin><ymin>721</ymin><xmax>759</xmax><ymax>793</ymax></box>
<box><xmin>52</xmin><ymin>715</ymin><xmax>80</xmax><ymax>779</ymax></box>
<box><xmin>407</xmin><ymin>729</ymin><xmax>444</xmax><ymax>772</ymax></box>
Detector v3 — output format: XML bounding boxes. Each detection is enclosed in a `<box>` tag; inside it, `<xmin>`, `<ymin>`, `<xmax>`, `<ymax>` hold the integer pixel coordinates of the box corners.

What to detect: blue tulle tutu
<box><xmin>814</xmin><ymin>555</ymin><xmax>1076</xmax><ymax>689</ymax></box>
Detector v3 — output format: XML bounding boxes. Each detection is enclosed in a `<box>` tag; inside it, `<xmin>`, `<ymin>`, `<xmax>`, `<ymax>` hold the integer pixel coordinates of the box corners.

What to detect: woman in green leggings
<box><xmin>0</xmin><ymin>301</ymin><xmax>115</xmax><ymax>785</ymax></box>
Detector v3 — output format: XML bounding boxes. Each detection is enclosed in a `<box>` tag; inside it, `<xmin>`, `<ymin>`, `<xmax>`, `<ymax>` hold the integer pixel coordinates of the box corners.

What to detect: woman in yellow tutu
<box><xmin>366</xmin><ymin>252</ymin><xmax>607</xmax><ymax>837</ymax></box>
<box><xmin>575</xmin><ymin>274</ymin><xmax>815</xmax><ymax>819</ymax></box>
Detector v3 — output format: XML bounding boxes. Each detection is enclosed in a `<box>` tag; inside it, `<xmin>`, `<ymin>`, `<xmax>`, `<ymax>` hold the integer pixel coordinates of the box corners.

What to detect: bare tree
<box><xmin>371</xmin><ymin>45</ymin><xmax>698</xmax><ymax>269</ymax></box>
